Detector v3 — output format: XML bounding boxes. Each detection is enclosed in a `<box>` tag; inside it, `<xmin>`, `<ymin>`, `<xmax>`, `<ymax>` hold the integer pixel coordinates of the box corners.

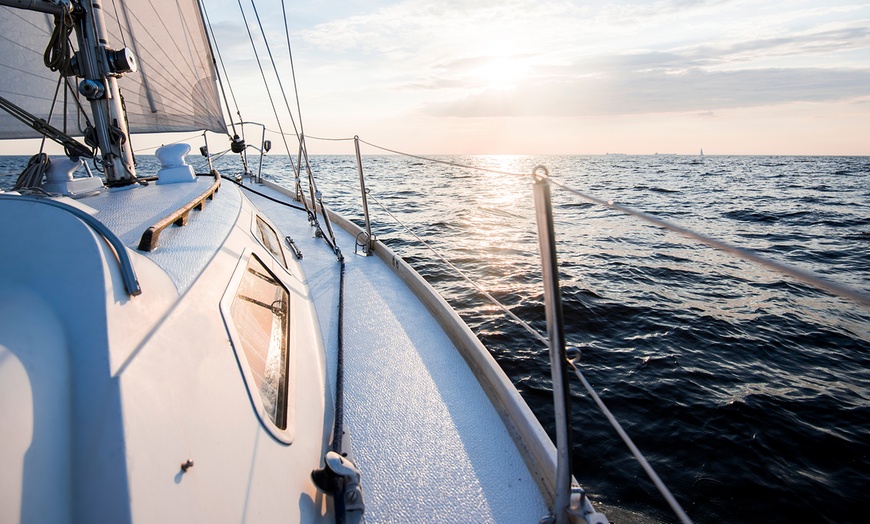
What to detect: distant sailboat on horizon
<box><xmin>700</xmin><ymin>148</ymin><xmax>704</xmax><ymax>156</ymax></box>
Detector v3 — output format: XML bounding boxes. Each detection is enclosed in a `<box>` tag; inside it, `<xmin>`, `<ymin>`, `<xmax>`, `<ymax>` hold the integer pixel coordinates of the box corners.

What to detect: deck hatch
<box><xmin>229</xmin><ymin>254</ymin><xmax>291</xmax><ymax>429</ymax></box>
<box><xmin>255</xmin><ymin>215</ymin><xmax>287</xmax><ymax>268</ymax></box>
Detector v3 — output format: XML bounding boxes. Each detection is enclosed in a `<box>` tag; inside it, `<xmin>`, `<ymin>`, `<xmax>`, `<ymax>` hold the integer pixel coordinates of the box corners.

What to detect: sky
<box><xmin>195</xmin><ymin>0</ymin><xmax>870</xmax><ymax>156</ymax></box>
<box><xmin>9</xmin><ymin>0</ymin><xmax>870</xmax><ymax>156</ymax></box>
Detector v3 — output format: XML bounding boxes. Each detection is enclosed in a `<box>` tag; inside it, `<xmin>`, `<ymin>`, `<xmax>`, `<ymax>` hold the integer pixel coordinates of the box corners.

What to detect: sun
<box><xmin>473</xmin><ymin>56</ymin><xmax>526</xmax><ymax>90</ymax></box>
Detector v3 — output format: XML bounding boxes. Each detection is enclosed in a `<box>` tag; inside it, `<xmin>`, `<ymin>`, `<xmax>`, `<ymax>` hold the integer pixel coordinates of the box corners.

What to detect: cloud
<box><xmin>684</xmin><ymin>26</ymin><xmax>870</xmax><ymax>66</ymax></box>
<box><xmin>223</xmin><ymin>0</ymin><xmax>870</xmax><ymax>123</ymax></box>
<box><xmin>410</xmin><ymin>11</ymin><xmax>870</xmax><ymax>118</ymax></box>
<box><xmin>424</xmin><ymin>67</ymin><xmax>870</xmax><ymax>117</ymax></box>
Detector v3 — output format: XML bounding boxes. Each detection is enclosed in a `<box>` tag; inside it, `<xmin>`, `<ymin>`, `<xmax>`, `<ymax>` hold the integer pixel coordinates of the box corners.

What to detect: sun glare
<box><xmin>473</xmin><ymin>57</ymin><xmax>526</xmax><ymax>90</ymax></box>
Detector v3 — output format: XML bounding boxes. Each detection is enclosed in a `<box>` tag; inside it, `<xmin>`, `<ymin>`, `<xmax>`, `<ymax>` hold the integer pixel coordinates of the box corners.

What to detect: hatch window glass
<box><xmin>255</xmin><ymin>216</ymin><xmax>287</xmax><ymax>268</ymax></box>
<box><xmin>230</xmin><ymin>254</ymin><xmax>290</xmax><ymax>429</ymax></box>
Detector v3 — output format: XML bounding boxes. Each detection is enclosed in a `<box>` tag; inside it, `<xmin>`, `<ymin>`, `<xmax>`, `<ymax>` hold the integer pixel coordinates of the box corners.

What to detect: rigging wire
<box><xmin>233</xmin><ymin>0</ymin><xmax>316</xmax><ymax>225</ymax></box>
<box><xmin>235</xmin><ymin>0</ymin><xmax>295</xmax><ymax>158</ymax></box>
<box><xmin>281</xmin><ymin>0</ymin><xmax>306</xmax><ymax>140</ymax></box>
<box><xmin>244</xmin><ymin>0</ymin><xmax>339</xmax><ymax>256</ymax></box>
<box><xmin>41</xmin><ymin>75</ymin><xmax>64</xmax><ymax>151</ymax></box>
<box><xmin>276</xmin><ymin>0</ymin><xmax>319</xmax><ymax>206</ymax></box>
<box><xmin>248</xmin><ymin>0</ymin><xmax>303</xmax><ymax>144</ymax></box>
<box><xmin>242</xmin><ymin>0</ymin><xmax>311</xmax><ymax>215</ymax></box>
<box><xmin>108</xmin><ymin>0</ymin><xmax>128</xmax><ymax>47</ymax></box>
<box><xmin>226</xmin><ymin>5</ymin><xmax>353</xmax><ymax>502</ymax></box>
<box><xmin>302</xmin><ymin>134</ymin><xmax>355</xmax><ymax>142</ymax></box>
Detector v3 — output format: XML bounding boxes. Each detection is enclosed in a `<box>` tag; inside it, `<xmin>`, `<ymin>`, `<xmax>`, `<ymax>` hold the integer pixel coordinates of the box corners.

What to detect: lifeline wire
<box><xmin>546</xmin><ymin>177</ymin><xmax>870</xmax><ymax>309</ymax></box>
<box><xmin>291</xmin><ymin>134</ymin><xmax>866</xmax><ymax>523</ymax></box>
<box><xmin>357</xmin><ymin>139</ymin><xmax>529</xmax><ymax>177</ymax></box>
<box><xmin>132</xmin><ymin>133</ymin><xmax>205</xmax><ymax>154</ymax></box>
<box><xmin>365</xmin><ymin>191</ymin><xmax>549</xmax><ymax>346</ymax></box>
<box><xmin>365</xmin><ymin>166</ymin><xmax>691</xmax><ymax>523</ymax></box>
<box><xmin>300</xmin><ymin>135</ymin><xmax>704</xmax><ymax>520</ymax></box>
<box><xmin>363</xmin><ymin>159</ymin><xmax>689</xmax><ymax>522</ymax></box>
<box><xmin>311</xmin><ymin>134</ymin><xmax>870</xmax><ymax>309</ymax></box>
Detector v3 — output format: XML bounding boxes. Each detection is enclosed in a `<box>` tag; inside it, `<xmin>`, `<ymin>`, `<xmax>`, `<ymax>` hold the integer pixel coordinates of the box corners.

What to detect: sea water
<box><xmin>2</xmin><ymin>153</ymin><xmax>868</xmax><ymax>522</ymax></box>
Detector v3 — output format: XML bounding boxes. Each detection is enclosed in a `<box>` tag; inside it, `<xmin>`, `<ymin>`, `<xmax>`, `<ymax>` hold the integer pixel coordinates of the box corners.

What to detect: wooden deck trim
<box><xmin>137</xmin><ymin>171</ymin><xmax>221</xmax><ymax>252</ymax></box>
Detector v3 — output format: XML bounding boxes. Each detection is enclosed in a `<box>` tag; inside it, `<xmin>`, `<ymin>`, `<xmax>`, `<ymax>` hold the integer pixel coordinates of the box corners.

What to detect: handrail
<box><xmin>137</xmin><ymin>171</ymin><xmax>220</xmax><ymax>252</ymax></box>
<box><xmin>0</xmin><ymin>193</ymin><xmax>141</xmax><ymax>296</ymax></box>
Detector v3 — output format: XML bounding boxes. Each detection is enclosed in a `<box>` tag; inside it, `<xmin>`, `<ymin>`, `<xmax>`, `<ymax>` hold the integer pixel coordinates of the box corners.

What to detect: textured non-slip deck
<box><xmin>83</xmin><ymin>177</ymin><xmax>242</xmax><ymax>294</ymax></box>
<box><xmin>244</xmin><ymin>182</ymin><xmax>548</xmax><ymax>523</ymax></box>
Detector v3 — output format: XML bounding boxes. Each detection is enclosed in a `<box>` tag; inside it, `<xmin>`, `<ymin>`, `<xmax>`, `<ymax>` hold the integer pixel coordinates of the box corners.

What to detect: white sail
<box><xmin>0</xmin><ymin>1</ymin><xmax>226</xmax><ymax>140</ymax></box>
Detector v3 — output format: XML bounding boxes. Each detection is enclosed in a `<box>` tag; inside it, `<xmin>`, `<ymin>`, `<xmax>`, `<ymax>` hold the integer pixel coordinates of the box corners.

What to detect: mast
<box><xmin>73</xmin><ymin>0</ymin><xmax>137</xmax><ymax>185</ymax></box>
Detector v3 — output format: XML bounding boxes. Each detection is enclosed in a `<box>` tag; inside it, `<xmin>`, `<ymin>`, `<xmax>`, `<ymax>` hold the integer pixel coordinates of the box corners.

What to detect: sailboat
<box><xmin>0</xmin><ymin>2</ymin><xmax>608</xmax><ymax>523</ymax></box>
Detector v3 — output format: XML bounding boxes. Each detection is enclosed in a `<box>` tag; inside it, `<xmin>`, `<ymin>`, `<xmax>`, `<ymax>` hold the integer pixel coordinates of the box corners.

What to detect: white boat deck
<box><xmin>9</xmin><ymin>174</ymin><xmax>550</xmax><ymax>522</ymax></box>
<box><xmin>83</xmin><ymin>176</ymin><xmax>241</xmax><ymax>293</ymax></box>
<box><xmin>243</xmin><ymin>180</ymin><xmax>549</xmax><ymax>523</ymax></box>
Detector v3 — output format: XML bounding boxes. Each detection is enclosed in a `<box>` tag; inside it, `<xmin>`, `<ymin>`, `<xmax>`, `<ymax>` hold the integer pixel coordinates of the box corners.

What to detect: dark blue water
<box><xmin>3</xmin><ymin>154</ymin><xmax>869</xmax><ymax>522</ymax></box>
<box><xmin>294</xmin><ymin>154</ymin><xmax>870</xmax><ymax>524</ymax></box>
